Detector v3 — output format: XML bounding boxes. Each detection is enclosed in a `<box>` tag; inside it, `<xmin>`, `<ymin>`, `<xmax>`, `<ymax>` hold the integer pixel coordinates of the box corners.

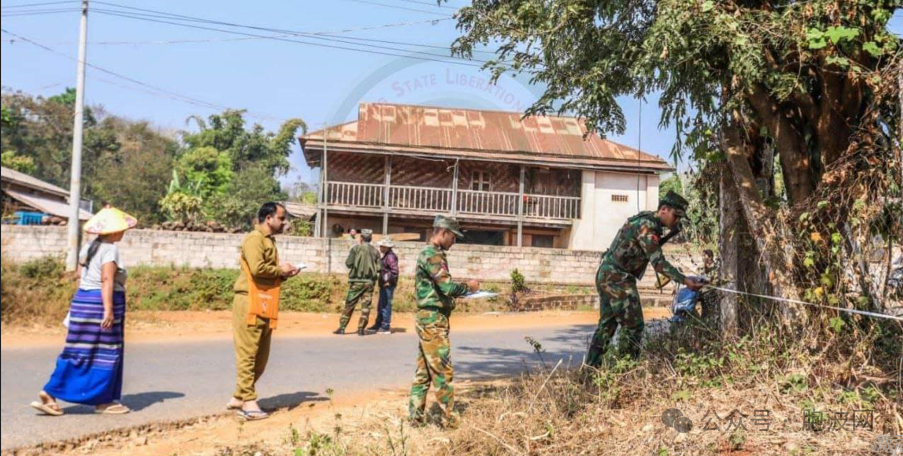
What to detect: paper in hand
<box><xmin>463</xmin><ymin>290</ymin><xmax>499</xmax><ymax>299</ymax></box>
<box><xmin>294</xmin><ymin>263</ymin><xmax>309</xmax><ymax>271</ymax></box>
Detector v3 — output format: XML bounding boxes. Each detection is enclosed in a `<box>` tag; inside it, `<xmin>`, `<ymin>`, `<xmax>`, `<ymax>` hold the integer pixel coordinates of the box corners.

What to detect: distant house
<box><xmin>299</xmin><ymin>103</ymin><xmax>673</xmax><ymax>250</ymax></box>
<box><xmin>1</xmin><ymin>166</ymin><xmax>93</xmax><ymax>224</ymax></box>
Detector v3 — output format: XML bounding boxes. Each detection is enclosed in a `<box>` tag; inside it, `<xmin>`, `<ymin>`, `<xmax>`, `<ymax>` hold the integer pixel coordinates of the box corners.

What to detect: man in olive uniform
<box><xmin>585</xmin><ymin>191</ymin><xmax>705</xmax><ymax>367</ymax></box>
<box><xmin>334</xmin><ymin>229</ymin><xmax>380</xmax><ymax>336</ymax></box>
<box><xmin>409</xmin><ymin>215</ymin><xmax>479</xmax><ymax>428</ymax></box>
<box><xmin>229</xmin><ymin>202</ymin><xmax>300</xmax><ymax>420</ymax></box>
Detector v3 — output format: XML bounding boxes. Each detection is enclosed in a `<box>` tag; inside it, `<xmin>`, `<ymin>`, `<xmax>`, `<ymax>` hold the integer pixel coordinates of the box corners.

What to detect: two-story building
<box><xmin>299</xmin><ymin>103</ymin><xmax>673</xmax><ymax>251</ymax></box>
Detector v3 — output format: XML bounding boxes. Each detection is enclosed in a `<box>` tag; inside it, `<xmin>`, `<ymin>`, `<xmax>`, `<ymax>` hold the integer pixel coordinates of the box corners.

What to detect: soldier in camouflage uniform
<box><xmin>409</xmin><ymin>216</ymin><xmax>479</xmax><ymax>428</ymax></box>
<box><xmin>585</xmin><ymin>191</ymin><xmax>705</xmax><ymax>366</ymax></box>
<box><xmin>334</xmin><ymin>229</ymin><xmax>381</xmax><ymax>336</ymax></box>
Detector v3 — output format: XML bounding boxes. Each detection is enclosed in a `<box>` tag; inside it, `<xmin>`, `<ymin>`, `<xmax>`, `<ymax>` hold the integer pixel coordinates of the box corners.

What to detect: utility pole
<box><xmin>65</xmin><ymin>0</ymin><xmax>89</xmax><ymax>271</ymax></box>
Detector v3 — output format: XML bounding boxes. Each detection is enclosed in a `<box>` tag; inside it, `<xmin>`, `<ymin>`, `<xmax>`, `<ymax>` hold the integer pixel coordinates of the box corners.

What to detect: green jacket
<box><xmin>234</xmin><ymin>228</ymin><xmax>280</xmax><ymax>294</ymax></box>
<box><xmin>415</xmin><ymin>244</ymin><xmax>469</xmax><ymax>316</ymax></box>
<box><xmin>346</xmin><ymin>243</ymin><xmax>380</xmax><ymax>284</ymax></box>
<box><xmin>601</xmin><ymin>211</ymin><xmax>687</xmax><ymax>284</ymax></box>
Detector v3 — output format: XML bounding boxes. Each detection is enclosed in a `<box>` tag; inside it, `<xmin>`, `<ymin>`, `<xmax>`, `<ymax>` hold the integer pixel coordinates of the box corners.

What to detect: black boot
<box><xmin>357</xmin><ymin>327</ymin><xmax>366</xmax><ymax>336</ymax></box>
<box><xmin>332</xmin><ymin>328</ymin><xmax>345</xmax><ymax>335</ymax></box>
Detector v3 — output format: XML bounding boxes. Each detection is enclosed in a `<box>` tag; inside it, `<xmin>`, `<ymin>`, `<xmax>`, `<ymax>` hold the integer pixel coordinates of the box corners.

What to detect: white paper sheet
<box><xmin>463</xmin><ymin>291</ymin><xmax>499</xmax><ymax>299</ymax></box>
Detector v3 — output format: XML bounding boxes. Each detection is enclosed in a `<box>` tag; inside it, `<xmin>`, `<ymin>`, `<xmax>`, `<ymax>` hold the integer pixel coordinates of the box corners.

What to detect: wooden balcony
<box><xmin>324</xmin><ymin>181</ymin><xmax>581</xmax><ymax>222</ymax></box>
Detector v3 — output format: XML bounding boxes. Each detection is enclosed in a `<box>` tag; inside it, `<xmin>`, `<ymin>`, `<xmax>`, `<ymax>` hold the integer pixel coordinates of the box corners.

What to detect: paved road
<box><xmin>1</xmin><ymin>323</ymin><xmax>596</xmax><ymax>450</ymax></box>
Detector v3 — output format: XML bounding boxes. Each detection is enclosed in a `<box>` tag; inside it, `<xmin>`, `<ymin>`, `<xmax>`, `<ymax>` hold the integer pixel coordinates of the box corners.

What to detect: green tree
<box><xmin>182</xmin><ymin>110</ymin><xmax>306</xmax><ymax>176</ymax></box>
<box><xmin>175</xmin><ymin>146</ymin><xmax>234</xmax><ymax>200</ymax></box>
<box><xmin>206</xmin><ymin>164</ymin><xmax>287</xmax><ymax>230</ymax></box>
<box><xmin>159</xmin><ymin>170</ymin><xmax>203</xmax><ymax>224</ymax></box>
<box><xmin>453</xmin><ymin>1</ymin><xmax>901</xmax><ymax>310</ymax></box>
<box><xmin>1</xmin><ymin>151</ymin><xmax>36</xmax><ymax>174</ymax></box>
<box><xmin>172</xmin><ymin>110</ymin><xmax>306</xmax><ymax>227</ymax></box>
<box><xmin>2</xmin><ymin>89</ymin><xmax>175</xmax><ymax>223</ymax></box>
<box><xmin>88</xmin><ymin>118</ymin><xmax>178</xmax><ymax>224</ymax></box>
<box><xmin>288</xmin><ymin>181</ymin><xmax>319</xmax><ymax>205</ymax></box>
<box><xmin>47</xmin><ymin>87</ymin><xmax>76</xmax><ymax>107</ymax></box>
<box><xmin>659</xmin><ymin>174</ymin><xmax>683</xmax><ymax>199</ymax></box>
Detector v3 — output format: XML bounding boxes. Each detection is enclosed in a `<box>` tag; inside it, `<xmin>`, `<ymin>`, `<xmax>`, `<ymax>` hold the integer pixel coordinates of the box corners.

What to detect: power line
<box><xmin>0</xmin><ymin>0</ymin><xmax>78</xmax><ymax>9</ymax></box>
<box><xmin>94</xmin><ymin>8</ymin><xmax>490</xmax><ymax>61</ymax></box>
<box><xmin>89</xmin><ymin>8</ymin><xmax>487</xmax><ymax>67</ymax></box>
<box><xmin>94</xmin><ymin>9</ymin><xmax>481</xmax><ymax>66</ymax></box>
<box><xmin>0</xmin><ymin>27</ymin><xmax>287</xmax><ymax>121</ymax></box>
<box><xmin>1</xmin><ymin>8</ymin><xmax>80</xmax><ymax>17</ymax></box>
<box><xmin>336</xmin><ymin>0</ymin><xmax>450</xmax><ymax>16</ymax></box>
<box><xmin>92</xmin><ymin>2</ymin><xmax>502</xmax><ymax>61</ymax></box>
<box><xmin>89</xmin><ymin>4</ymin><xmax>497</xmax><ymax>56</ymax></box>
<box><xmin>388</xmin><ymin>0</ymin><xmax>460</xmax><ymax>10</ymax></box>
<box><xmin>89</xmin><ymin>2</ymin><xmax>475</xmax><ymax>59</ymax></box>
<box><xmin>2</xmin><ymin>15</ymin><xmax>460</xmax><ymax>47</ymax></box>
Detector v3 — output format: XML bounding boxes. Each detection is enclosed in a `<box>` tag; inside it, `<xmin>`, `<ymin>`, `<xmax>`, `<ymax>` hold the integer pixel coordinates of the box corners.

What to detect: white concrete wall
<box><xmin>2</xmin><ymin>225</ymin><xmax>691</xmax><ymax>288</ymax></box>
<box><xmin>646</xmin><ymin>174</ymin><xmax>660</xmax><ymax>211</ymax></box>
<box><xmin>568</xmin><ymin>170</ymin><xmax>598</xmax><ymax>250</ymax></box>
<box><xmin>569</xmin><ymin>170</ymin><xmax>662</xmax><ymax>251</ymax></box>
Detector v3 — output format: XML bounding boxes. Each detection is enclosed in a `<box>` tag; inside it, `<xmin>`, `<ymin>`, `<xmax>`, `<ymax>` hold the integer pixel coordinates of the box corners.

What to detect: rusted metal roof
<box><xmin>282</xmin><ymin>201</ymin><xmax>317</xmax><ymax>220</ymax></box>
<box><xmin>301</xmin><ymin>103</ymin><xmax>673</xmax><ymax>172</ymax></box>
<box><xmin>1</xmin><ymin>165</ymin><xmax>70</xmax><ymax>198</ymax></box>
<box><xmin>4</xmin><ymin>188</ymin><xmax>93</xmax><ymax>220</ymax></box>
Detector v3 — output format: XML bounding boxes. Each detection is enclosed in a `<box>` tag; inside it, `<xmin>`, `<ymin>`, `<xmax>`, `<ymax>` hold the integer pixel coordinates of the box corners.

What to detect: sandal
<box><xmin>30</xmin><ymin>400</ymin><xmax>63</xmax><ymax>416</ymax></box>
<box><xmin>237</xmin><ymin>409</ymin><xmax>269</xmax><ymax>421</ymax></box>
<box><xmin>226</xmin><ymin>399</ymin><xmax>244</xmax><ymax>410</ymax></box>
<box><xmin>30</xmin><ymin>391</ymin><xmax>63</xmax><ymax>416</ymax></box>
<box><xmin>95</xmin><ymin>403</ymin><xmax>131</xmax><ymax>415</ymax></box>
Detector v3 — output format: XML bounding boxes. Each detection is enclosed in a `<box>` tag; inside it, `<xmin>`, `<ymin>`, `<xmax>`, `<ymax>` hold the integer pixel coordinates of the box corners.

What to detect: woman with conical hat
<box><xmin>30</xmin><ymin>206</ymin><xmax>137</xmax><ymax>416</ymax></box>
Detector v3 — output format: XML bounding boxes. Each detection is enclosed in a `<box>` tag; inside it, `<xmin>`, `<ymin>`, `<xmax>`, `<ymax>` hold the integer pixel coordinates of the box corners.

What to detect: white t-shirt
<box><xmin>79</xmin><ymin>241</ymin><xmax>127</xmax><ymax>291</ymax></box>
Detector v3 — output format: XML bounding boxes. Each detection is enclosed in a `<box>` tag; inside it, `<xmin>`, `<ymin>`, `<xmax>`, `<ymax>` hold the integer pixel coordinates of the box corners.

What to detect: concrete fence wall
<box><xmin>1</xmin><ymin>226</ymin><xmax>695</xmax><ymax>286</ymax></box>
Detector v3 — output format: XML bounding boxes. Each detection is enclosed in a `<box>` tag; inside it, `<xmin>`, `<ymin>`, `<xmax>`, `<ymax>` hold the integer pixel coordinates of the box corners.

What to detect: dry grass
<box><xmin>216</xmin><ymin>312</ymin><xmax>902</xmax><ymax>456</ymax></box>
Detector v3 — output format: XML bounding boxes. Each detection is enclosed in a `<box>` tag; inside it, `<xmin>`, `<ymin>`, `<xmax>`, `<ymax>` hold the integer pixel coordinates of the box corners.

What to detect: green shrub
<box><xmin>510</xmin><ymin>268</ymin><xmax>527</xmax><ymax>293</ymax></box>
<box><xmin>189</xmin><ymin>268</ymin><xmax>239</xmax><ymax>310</ymax></box>
<box><xmin>1</xmin><ymin>256</ymin><xmax>74</xmax><ymax>324</ymax></box>
<box><xmin>20</xmin><ymin>255</ymin><xmax>66</xmax><ymax>279</ymax></box>
<box><xmin>281</xmin><ymin>273</ymin><xmax>339</xmax><ymax>312</ymax></box>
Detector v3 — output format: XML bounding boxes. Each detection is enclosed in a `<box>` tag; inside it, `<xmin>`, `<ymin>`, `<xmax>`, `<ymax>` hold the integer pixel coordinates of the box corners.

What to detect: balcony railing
<box><xmin>391</xmin><ymin>185</ymin><xmax>453</xmax><ymax>212</ymax></box>
<box><xmin>326</xmin><ymin>181</ymin><xmax>581</xmax><ymax>220</ymax></box>
<box><xmin>325</xmin><ymin>181</ymin><xmax>384</xmax><ymax>208</ymax></box>
<box><xmin>456</xmin><ymin>189</ymin><xmax>519</xmax><ymax>217</ymax></box>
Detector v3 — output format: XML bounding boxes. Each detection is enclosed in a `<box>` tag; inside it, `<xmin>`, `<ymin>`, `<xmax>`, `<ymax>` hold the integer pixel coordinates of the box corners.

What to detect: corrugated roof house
<box><xmin>300</xmin><ymin>103</ymin><xmax>673</xmax><ymax>250</ymax></box>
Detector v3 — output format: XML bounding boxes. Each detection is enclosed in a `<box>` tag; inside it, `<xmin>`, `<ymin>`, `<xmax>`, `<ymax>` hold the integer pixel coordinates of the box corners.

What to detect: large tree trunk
<box><xmin>722</xmin><ymin>123</ymin><xmax>803</xmax><ymax>327</ymax></box>
<box><xmin>747</xmin><ymin>87</ymin><xmax>816</xmax><ymax>205</ymax></box>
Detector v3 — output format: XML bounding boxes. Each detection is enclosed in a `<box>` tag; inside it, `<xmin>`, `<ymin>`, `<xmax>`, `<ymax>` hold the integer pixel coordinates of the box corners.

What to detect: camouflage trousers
<box><xmin>338</xmin><ymin>282</ymin><xmax>374</xmax><ymax>331</ymax></box>
<box><xmin>585</xmin><ymin>265</ymin><xmax>645</xmax><ymax>367</ymax></box>
<box><xmin>409</xmin><ymin>310</ymin><xmax>457</xmax><ymax>427</ymax></box>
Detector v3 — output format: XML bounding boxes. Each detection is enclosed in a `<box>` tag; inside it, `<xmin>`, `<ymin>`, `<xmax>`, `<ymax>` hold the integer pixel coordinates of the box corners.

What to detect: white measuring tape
<box><xmin>704</xmin><ymin>285</ymin><xmax>903</xmax><ymax>323</ymax></box>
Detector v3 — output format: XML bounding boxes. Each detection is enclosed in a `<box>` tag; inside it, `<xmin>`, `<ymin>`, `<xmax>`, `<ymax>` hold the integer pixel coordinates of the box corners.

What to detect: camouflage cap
<box><xmin>360</xmin><ymin>229</ymin><xmax>373</xmax><ymax>239</ymax></box>
<box><xmin>661</xmin><ymin>190</ymin><xmax>689</xmax><ymax>216</ymax></box>
<box><xmin>433</xmin><ymin>215</ymin><xmax>464</xmax><ymax>239</ymax></box>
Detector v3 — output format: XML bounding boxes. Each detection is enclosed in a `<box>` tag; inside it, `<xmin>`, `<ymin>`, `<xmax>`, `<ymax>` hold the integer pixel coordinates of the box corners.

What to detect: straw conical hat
<box><xmin>83</xmin><ymin>207</ymin><xmax>138</xmax><ymax>235</ymax></box>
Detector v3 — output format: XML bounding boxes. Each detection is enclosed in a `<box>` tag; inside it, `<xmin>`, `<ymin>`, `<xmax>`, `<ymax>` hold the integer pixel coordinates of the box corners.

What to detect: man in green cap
<box><xmin>334</xmin><ymin>228</ymin><xmax>380</xmax><ymax>336</ymax></box>
<box><xmin>408</xmin><ymin>215</ymin><xmax>479</xmax><ymax>428</ymax></box>
<box><xmin>585</xmin><ymin>191</ymin><xmax>705</xmax><ymax>366</ymax></box>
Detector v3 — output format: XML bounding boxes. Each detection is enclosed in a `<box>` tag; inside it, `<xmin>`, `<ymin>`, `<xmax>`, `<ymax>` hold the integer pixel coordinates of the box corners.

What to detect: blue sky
<box><xmin>2</xmin><ymin>1</ymin><xmax>902</xmax><ymax>187</ymax></box>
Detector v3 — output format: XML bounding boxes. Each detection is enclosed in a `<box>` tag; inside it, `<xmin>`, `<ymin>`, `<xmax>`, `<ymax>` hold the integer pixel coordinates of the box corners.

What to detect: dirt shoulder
<box><xmin>1</xmin><ymin>308</ymin><xmax>671</xmax><ymax>349</ymax></box>
<box><xmin>1</xmin><ymin>386</ymin><xmax>414</xmax><ymax>456</ymax></box>
<box><xmin>5</xmin><ymin>380</ymin><xmax>512</xmax><ymax>456</ymax></box>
